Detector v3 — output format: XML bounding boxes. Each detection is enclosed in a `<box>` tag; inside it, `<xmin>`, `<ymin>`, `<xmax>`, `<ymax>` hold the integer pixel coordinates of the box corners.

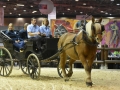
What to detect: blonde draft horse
<box><xmin>58</xmin><ymin>17</ymin><xmax>103</xmax><ymax>86</ymax></box>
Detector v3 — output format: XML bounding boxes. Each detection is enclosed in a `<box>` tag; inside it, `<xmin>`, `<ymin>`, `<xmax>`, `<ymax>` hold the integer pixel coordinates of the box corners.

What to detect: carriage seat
<box><xmin>1</xmin><ymin>30</ymin><xmax>27</xmax><ymax>52</ymax></box>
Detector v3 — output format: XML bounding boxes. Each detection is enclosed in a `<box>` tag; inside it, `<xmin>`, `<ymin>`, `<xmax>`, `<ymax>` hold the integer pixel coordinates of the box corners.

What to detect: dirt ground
<box><xmin>0</xmin><ymin>67</ymin><xmax>120</xmax><ymax>90</ymax></box>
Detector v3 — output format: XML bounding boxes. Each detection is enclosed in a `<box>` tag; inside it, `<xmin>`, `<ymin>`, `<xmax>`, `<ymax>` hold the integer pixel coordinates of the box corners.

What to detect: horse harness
<box><xmin>58</xmin><ymin>22</ymin><xmax>104</xmax><ymax>58</ymax></box>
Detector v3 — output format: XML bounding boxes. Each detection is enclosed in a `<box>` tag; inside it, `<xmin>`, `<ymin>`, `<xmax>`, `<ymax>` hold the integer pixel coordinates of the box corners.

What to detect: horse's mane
<box><xmin>86</xmin><ymin>20</ymin><xmax>101</xmax><ymax>36</ymax></box>
<box><xmin>86</xmin><ymin>20</ymin><xmax>93</xmax><ymax>36</ymax></box>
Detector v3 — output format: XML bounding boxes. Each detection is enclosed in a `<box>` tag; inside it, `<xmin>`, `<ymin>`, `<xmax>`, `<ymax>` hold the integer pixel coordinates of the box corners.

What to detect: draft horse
<box><xmin>58</xmin><ymin>17</ymin><xmax>104</xmax><ymax>86</ymax></box>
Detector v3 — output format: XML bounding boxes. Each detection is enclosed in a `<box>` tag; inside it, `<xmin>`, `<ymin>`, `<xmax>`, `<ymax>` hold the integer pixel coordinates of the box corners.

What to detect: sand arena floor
<box><xmin>0</xmin><ymin>67</ymin><xmax>120</xmax><ymax>90</ymax></box>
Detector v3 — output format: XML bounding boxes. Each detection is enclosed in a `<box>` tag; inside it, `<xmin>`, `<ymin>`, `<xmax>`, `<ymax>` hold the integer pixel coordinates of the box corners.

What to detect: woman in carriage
<box><xmin>5</xmin><ymin>23</ymin><xmax>25</xmax><ymax>52</ymax></box>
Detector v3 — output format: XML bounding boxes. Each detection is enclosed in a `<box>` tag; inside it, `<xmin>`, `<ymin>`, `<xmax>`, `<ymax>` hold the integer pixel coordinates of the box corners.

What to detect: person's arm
<box><xmin>27</xmin><ymin>25</ymin><xmax>40</xmax><ymax>36</ymax></box>
<box><xmin>40</xmin><ymin>26</ymin><xmax>46</xmax><ymax>36</ymax></box>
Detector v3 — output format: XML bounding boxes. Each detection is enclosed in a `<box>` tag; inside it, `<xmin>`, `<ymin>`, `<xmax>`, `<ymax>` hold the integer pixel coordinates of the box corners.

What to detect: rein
<box><xmin>72</xmin><ymin>30</ymin><xmax>99</xmax><ymax>46</ymax></box>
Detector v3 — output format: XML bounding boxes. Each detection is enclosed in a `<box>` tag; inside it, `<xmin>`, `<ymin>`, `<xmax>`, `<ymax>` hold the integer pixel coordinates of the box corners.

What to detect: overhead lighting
<box><xmin>7</xmin><ymin>0</ymin><xmax>9</xmax><ymax>1</ymax></box>
<box><xmin>116</xmin><ymin>4</ymin><xmax>120</xmax><ymax>5</ymax></box>
<box><xmin>107</xmin><ymin>17</ymin><xmax>115</xmax><ymax>19</ymax></box>
<box><xmin>101</xmin><ymin>11</ymin><xmax>104</xmax><ymax>13</ymax></box>
<box><xmin>105</xmin><ymin>12</ymin><xmax>108</xmax><ymax>14</ymax></box>
<box><xmin>18</xmin><ymin>14</ymin><xmax>21</xmax><ymax>16</ymax></box>
<box><xmin>62</xmin><ymin>13</ymin><xmax>64</xmax><ymax>15</ymax></box>
<box><xmin>23</xmin><ymin>10</ymin><xmax>26</xmax><ymax>12</ymax></box>
<box><xmin>75</xmin><ymin>0</ymin><xmax>79</xmax><ymax>1</ymax></box>
<box><xmin>9</xmin><ymin>12</ymin><xmax>12</xmax><ymax>14</ymax></box>
<box><xmin>67</xmin><ymin>8</ymin><xmax>70</xmax><ymax>10</ymax></box>
<box><xmin>17</xmin><ymin>4</ymin><xmax>24</xmax><ymax>6</ymax></box>
<box><xmin>111</xmin><ymin>0</ymin><xmax>114</xmax><ymax>1</ymax></box>
<box><xmin>90</xmin><ymin>6</ymin><xmax>93</xmax><ymax>8</ymax></box>
<box><xmin>33</xmin><ymin>11</ymin><xmax>37</xmax><ymax>12</ymax></box>
<box><xmin>83</xmin><ymin>3</ymin><xmax>86</xmax><ymax>5</ymax></box>
<box><xmin>30</xmin><ymin>5</ymin><xmax>33</xmax><ymax>7</ymax></box>
<box><xmin>3</xmin><ymin>6</ymin><xmax>6</xmax><ymax>8</ymax></box>
<box><xmin>14</xmin><ymin>8</ymin><xmax>17</xmax><ymax>10</ymax></box>
<box><xmin>32</xmin><ymin>11</ymin><xmax>37</xmax><ymax>13</ymax></box>
<box><xmin>80</xmin><ymin>12</ymin><xmax>83</xmax><ymax>13</ymax></box>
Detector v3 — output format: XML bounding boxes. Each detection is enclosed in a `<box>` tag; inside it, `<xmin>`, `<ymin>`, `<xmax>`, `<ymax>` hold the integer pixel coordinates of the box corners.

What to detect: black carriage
<box><xmin>0</xmin><ymin>30</ymin><xmax>64</xmax><ymax>79</ymax></box>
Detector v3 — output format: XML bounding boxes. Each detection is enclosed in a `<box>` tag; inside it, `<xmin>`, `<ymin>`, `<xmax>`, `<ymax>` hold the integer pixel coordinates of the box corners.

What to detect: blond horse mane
<box><xmin>86</xmin><ymin>20</ymin><xmax>93</xmax><ymax>36</ymax></box>
<box><xmin>86</xmin><ymin>20</ymin><xmax>101</xmax><ymax>37</ymax></box>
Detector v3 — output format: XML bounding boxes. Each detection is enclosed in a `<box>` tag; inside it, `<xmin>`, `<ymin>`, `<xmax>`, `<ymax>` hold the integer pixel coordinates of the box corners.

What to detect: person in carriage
<box><xmin>19</xmin><ymin>23</ymin><xmax>29</xmax><ymax>40</ymax></box>
<box><xmin>39</xmin><ymin>18</ymin><xmax>52</xmax><ymax>49</ymax></box>
<box><xmin>27</xmin><ymin>17</ymin><xmax>41</xmax><ymax>52</ymax></box>
<box><xmin>5</xmin><ymin>23</ymin><xmax>25</xmax><ymax>52</ymax></box>
<box><xmin>40</xmin><ymin>18</ymin><xmax>52</xmax><ymax>38</ymax></box>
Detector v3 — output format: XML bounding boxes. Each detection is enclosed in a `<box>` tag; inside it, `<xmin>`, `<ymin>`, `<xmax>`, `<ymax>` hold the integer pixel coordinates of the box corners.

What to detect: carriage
<box><xmin>0</xmin><ymin>30</ymin><xmax>64</xmax><ymax>79</ymax></box>
<box><xmin>0</xmin><ymin>18</ymin><xmax>104</xmax><ymax>86</ymax></box>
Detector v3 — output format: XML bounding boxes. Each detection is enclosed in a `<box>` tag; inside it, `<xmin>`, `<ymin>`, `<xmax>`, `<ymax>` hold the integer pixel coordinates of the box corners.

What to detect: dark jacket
<box><xmin>19</xmin><ymin>29</ymin><xmax>28</xmax><ymax>39</ymax></box>
<box><xmin>5</xmin><ymin>30</ymin><xmax>23</xmax><ymax>43</ymax></box>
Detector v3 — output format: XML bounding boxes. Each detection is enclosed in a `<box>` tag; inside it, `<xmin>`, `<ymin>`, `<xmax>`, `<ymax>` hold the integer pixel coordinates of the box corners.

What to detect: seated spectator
<box><xmin>39</xmin><ymin>18</ymin><xmax>52</xmax><ymax>49</ymax></box>
<box><xmin>40</xmin><ymin>18</ymin><xmax>52</xmax><ymax>38</ymax></box>
<box><xmin>27</xmin><ymin>18</ymin><xmax>41</xmax><ymax>52</ymax></box>
<box><xmin>6</xmin><ymin>23</ymin><xmax>25</xmax><ymax>52</ymax></box>
<box><xmin>19</xmin><ymin>23</ymin><xmax>29</xmax><ymax>40</ymax></box>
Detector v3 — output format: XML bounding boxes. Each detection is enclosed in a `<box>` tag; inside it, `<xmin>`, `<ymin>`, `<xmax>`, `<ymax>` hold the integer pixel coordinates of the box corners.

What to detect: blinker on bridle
<box><xmin>92</xmin><ymin>22</ymin><xmax>104</xmax><ymax>36</ymax></box>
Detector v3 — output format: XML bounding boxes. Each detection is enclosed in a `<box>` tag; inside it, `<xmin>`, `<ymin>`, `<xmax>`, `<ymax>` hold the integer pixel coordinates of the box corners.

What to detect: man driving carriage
<box><xmin>27</xmin><ymin>18</ymin><xmax>41</xmax><ymax>52</ymax></box>
<box><xmin>27</xmin><ymin>18</ymin><xmax>52</xmax><ymax>52</ymax></box>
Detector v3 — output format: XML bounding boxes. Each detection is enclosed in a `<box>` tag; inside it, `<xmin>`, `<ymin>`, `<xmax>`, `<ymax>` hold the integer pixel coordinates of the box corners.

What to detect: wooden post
<box><xmin>104</xmin><ymin>44</ymin><xmax>108</xmax><ymax>69</ymax></box>
<box><xmin>100</xmin><ymin>45</ymin><xmax>105</xmax><ymax>69</ymax></box>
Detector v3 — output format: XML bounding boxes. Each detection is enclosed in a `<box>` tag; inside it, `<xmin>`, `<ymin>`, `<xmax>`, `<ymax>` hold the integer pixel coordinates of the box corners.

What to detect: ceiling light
<box><xmin>17</xmin><ymin>4</ymin><xmax>24</xmax><ymax>6</ymax></box>
<box><xmin>67</xmin><ymin>8</ymin><xmax>70</xmax><ymax>10</ymax></box>
<box><xmin>83</xmin><ymin>3</ymin><xmax>86</xmax><ymax>5</ymax></box>
<box><xmin>105</xmin><ymin>12</ymin><xmax>108</xmax><ymax>14</ymax></box>
<box><xmin>111</xmin><ymin>0</ymin><xmax>114</xmax><ymax>1</ymax></box>
<box><xmin>23</xmin><ymin>10</ymin><xmax>26</xmax><ymax>12</ymax></box>
<box><xmin>101</xmin><ymin>11</ymin><xmax>104</xmax><ymax>13</ymax></box>
<box><xmin>7</xmin><ymin>0</ymin><xmax>9</xmax><ymax>1</ymax></box>
<box><xmin>107</xmin><ymin>17</ymin><xmax>115</xmax><ymax>19</ymax></box>
<box><xmin>3</xmin><ymin>6</ymin><xmax>6</xmax><ymax>8</ymax></box>
<box><xmin>9</xmin><ymin>12</ymin><xmax>12</xmax><ymax>14</ymax></box>
<box><xmin>90</xmin><ymin>6</ymin><xmax>93</xmax><ymax>8</ymax></box>
<box><xmin>18</xmin><ymin>14</ymin><xmax>21</xmax><ymax>16</ymax></box>
<box><xmin>14</xmin><ymin>8</ymin><xmax>17</xmax><ymax>10</ymax></box>
<box><xmin>33</xmin><ymin>11</ymin><xmax>37</xmax><ymax>12</ymax></box>
<box><xmin>62</xmin><ymin>13</ymin><xmax>64</xmax><ymax>15</ymax></box>
<box><xmin>80</xmin><ymin>12</ymin><xmax>83</xmax><ymax>13</ymax></box>
<box><xmin>109</xmin><ymin>14</ymin><xmax>112</xmax><ymax>15</ymax></box>
<box><xmin>116</xmin><ymin>4</ymin><xmax>120</xmax><ymax>5</ymax></box>
<box><xmin>30</xmin><ymin>5</ymin><xmax>33</xmax><ymax>7</ymax></box>
<box><xmin>32</xmin><ymin>11</ymin><xmax>37</xmax><ymax>13</ymax></box>
<box><xmin>75</xmin><ymin>0</ymin><xmax>79</xmax><ymax>1</ymax></box>
<box><xmin>32</xmin><ymin>11</ymin><xmax>35</xmax><ymax>13</ymax></box>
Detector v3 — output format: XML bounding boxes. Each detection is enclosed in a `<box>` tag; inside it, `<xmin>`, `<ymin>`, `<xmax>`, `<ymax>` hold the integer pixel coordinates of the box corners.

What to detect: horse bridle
<box><xmin>92</xmin><ymin>22</ymin><xmax>104</xmax><ymax>37</ymax></box>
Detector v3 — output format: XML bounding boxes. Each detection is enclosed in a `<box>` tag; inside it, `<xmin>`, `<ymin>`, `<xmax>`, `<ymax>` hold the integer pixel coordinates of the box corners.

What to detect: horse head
<box><xmin>86</xmin><ymin>17</ymin><xmax>104</xmax><ymax>43</ymax></box>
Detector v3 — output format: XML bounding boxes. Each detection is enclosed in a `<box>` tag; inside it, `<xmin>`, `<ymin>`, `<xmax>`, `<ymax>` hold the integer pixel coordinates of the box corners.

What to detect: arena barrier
<box><xmin>74</xmin><ymin>45</ymin><xmax>120</xmax><ymax>69</ymax></box>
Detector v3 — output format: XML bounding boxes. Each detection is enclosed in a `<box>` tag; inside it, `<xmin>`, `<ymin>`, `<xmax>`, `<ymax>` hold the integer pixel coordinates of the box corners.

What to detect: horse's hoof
<box><xmin>67</xmin><ymin>71</ymin><xmax>73</xmax><ymax>77</ymax></box>
<box><xmin>86</xmin><ymin>82</ymin><xmax>93</xmax><ymax>87</ymax></box>
<box><xmin>64</xmin><ymin>77</ymin><xmax>70</xmax><ymax>82</ymax></box>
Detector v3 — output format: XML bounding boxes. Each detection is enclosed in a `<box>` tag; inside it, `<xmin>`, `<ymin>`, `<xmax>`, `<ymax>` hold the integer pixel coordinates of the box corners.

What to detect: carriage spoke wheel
<box><xmin>27</xmin><ymin>54</ymin><xmax>40</xmax><ymax>79</ymax></box>
<box><xmin>20</xmin><ymin>61</ymin><xmax>28</xmax><ymax>75</ymax></box>
<box><xmin>0</xmin><ymin>47</ymin><xmax>13</xmax><ymax>76</ymax></box>
<box><xmin>57</xmin><ymin>61</ymin><xmax>69</xmax><ymax>78</ymax></box>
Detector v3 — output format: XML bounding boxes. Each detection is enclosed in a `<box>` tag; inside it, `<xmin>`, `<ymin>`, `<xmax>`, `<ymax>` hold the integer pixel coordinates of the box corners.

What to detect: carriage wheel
<box><xmin>27</xmin><ymin>54</ymin><xmax>40</xmax><ymax>79</ymax></box>
<box><xmin>20</xmin><ymin>61</ymin><xmax>28</xmax><ymax>75</ymax></box>
<box><xmin>0</xmin><ymin>47</ymin><xmax>13</xmax><ymax>76</ymax></box>
<box><xmin>57</xmin><ymin>60</ymin><xmax>69</xmax><ymax>78</ymax></box>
